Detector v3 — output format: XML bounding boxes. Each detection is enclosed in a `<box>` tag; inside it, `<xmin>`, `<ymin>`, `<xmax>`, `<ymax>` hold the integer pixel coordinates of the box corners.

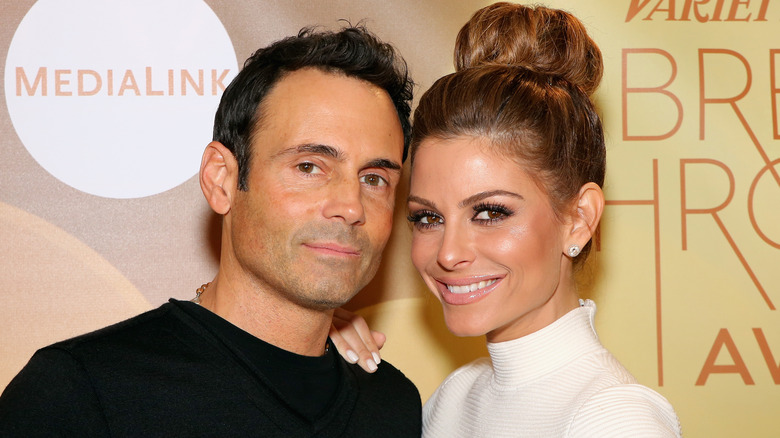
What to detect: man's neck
<box><xmin>197</xmin><ymin>274</ymin><xmax>333</xmax><ymax>357</ymax></box>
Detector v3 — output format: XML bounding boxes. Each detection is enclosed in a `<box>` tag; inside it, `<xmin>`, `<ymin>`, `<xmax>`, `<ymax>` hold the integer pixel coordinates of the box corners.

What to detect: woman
<box><xmin>332</xmin><ymin>3</ymin><xmax>682</xmax><ymax>436</ymax></box>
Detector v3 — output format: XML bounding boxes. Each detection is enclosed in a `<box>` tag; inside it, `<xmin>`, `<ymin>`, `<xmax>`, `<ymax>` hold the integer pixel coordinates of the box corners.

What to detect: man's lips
<box><xmin>435</xmin><ymin>276</ymin><xmax>503</xmax><ymax>305</ymax></box>
<box><xmin>303</xmin><ymin>242</ymin><xmax>361</xmax><ymax>257</ymax></box>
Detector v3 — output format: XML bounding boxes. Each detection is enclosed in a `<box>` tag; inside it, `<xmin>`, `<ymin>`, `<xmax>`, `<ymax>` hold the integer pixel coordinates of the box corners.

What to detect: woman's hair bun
<box><xmin>454</xmin><ymin>2</ymin><xmax>603</xmax><ymax>96</ymax></box>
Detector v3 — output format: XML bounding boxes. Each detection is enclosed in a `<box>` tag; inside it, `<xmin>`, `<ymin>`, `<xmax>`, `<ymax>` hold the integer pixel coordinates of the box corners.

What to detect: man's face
<box><xmin>228</xmin><ymin>68</ymin><xmax>404</xmax><ymax>310</ymax></box>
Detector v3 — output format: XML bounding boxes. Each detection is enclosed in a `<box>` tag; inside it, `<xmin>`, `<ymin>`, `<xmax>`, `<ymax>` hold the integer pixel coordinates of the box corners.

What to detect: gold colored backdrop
<box><xmin>1</xmin><ymin>1</ymin><xmax>778</xmax><ymax>437</ymax></box>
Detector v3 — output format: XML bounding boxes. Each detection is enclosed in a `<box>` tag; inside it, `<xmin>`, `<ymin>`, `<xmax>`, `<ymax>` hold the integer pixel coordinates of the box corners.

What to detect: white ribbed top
<box><xmin>422</xmin><ymin>300</ymin><xmax>682</xmax><ymax>437</ymax></box>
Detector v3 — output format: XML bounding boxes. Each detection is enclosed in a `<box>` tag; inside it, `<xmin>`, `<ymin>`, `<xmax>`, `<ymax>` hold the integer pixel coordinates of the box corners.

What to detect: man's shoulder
<box><xmin>335</xmin><ymin>351</ymin><xmax>418</xmax><ymax>396</ymax></box>
<box><xmin>343</xmin><ymin>356</ymin><xmax>421</xmax><ymax>410</ymax></box>
<box><xmin>0</xmin><ymin>301</ymin><xmax>195</xmax><ymax>436</ymax></box>
<box><xmin>347</xmin><ymin>356</ymin><xmax>418</xmax><ymax>391</ymax></box>
<box><xmin>339</xmin><ymin>357</ymin><xmax>422</xmax><ymax>436</ymax></box>
<box><xmin>47</xmin><ymin>300</ymin><xmax>184</xmax><ymax>354</ymax></box>
<box><xmin>34</xmin><ymin>300</ymin><xmax>210</xmax><ymax>374</ymax></box>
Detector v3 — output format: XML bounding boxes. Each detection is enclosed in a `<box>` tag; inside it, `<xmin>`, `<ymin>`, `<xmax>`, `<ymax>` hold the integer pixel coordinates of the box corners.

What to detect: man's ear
<box><xmin>200</xmin><ymin>141</ymin><xmax>238</xmax><ymax>215</ymax></box>
<box><xmin>565</xmin><ymin>182</ymin><xmax>605</xmax><ymax>254</ymax></box>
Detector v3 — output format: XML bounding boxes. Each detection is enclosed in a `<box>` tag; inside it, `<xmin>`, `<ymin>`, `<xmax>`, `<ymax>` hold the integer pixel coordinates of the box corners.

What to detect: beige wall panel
<box><xmin>2</xmin><ymin>1</ymin><xmax>778</xmax><ymax>436</ymax></box>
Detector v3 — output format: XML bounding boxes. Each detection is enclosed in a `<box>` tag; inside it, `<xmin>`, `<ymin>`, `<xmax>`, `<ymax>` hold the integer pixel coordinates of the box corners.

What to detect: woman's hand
<box><xmin>329</xmin><ymin>308</ymin><xmax>386</xmax><ymax>373</ymax></box>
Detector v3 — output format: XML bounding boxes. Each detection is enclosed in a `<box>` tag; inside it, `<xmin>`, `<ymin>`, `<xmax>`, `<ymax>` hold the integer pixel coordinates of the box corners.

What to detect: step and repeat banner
<box><xmin>1</xmin><ymin>1</ymin><xmax>777</xmax><ymax>436</ymax></box>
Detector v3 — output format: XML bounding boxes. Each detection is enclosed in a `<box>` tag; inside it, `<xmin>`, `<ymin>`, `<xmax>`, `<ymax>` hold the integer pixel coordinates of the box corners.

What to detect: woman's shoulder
<box><xmin>444</xmin><ymin>357</ymin><xmax>492</xmax><ymax>382</ymax></box>
<box><xmin>560</xmin><ymin>340</ymin><xmax>682</xmax><ymax>436</ymax></box>
<box><xmin>424</xmin><ymin>358</ymin><xmax>491</xmax><ymax>406</ymax></box>
<box><xmin>567</xmin><ymin>383</ymin><xmax>682</xmax><ymax>437</ymax></box>
<box><xmin>422</xmin><ymin>357</ymin><xmax>492</xmax><ymax>437</ymax></box>
<box><xmin>428</xmin><ymin>357</ymin><xmax>492</xmax><ymax>400</ymax></box>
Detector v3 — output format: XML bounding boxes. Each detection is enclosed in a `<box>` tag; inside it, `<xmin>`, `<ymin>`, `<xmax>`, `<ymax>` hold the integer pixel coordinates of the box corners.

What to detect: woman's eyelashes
<box><xmin>408</xmin><ymin>202</ymin><xmax>514</xmax><ymax>230</ymax></box>
<box><xmin>407</xmin><ymin>209</ymin><xmax>443</xmax><ymax>229</ymax></box>
<box><xmin>472</xmin><ymin>202</ymin><xmax>513</xmax><ymax>224</ymax></box>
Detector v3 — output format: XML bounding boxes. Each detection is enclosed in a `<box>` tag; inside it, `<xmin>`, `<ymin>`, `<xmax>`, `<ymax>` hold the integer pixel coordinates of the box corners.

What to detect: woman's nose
<box><xmin>436</xmin><ymin>222</ymin><xmax>475</xmax><ymax>270</ymax></box>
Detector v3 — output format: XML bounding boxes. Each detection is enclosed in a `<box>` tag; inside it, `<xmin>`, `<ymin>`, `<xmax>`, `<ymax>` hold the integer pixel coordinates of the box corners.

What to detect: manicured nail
<box><xmin>346</xmin><ymin>350</ymin><xmax>359</xmax><ymax>363</ymax></box>
<box><xmin>366</xmin><ymin>359</ymin><xmax>378</xmax><ymax>372</ymax></box>
<box><xmin>372</xmin><ymin>352</ymin><xmax>381</xmax><ymax>365</ymax></box>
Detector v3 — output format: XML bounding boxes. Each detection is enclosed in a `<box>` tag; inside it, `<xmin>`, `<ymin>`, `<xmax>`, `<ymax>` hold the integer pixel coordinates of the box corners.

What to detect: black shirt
<box><xmin>176</xmin><ymin>300</ymin><xmax>340</xmax><ymax>420</ymax></box>
<box><xmin>0</xmin><ymin>299</ymin><xmax>422</xmax><ymax>437</ymax></box>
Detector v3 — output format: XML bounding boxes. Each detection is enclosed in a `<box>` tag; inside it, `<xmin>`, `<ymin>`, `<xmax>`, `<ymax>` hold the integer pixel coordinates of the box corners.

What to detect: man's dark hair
<box><xmin>213</xmin><ymin>25</ymin><xmax>414</xmax><ymax>190</ymax></box>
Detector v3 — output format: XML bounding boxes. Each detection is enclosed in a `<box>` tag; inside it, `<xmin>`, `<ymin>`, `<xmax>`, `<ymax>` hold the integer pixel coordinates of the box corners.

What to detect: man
<box><xmin>0</xmin><ymin>26</ymin><xmax>421</xmax><ymax>436</ymax></box>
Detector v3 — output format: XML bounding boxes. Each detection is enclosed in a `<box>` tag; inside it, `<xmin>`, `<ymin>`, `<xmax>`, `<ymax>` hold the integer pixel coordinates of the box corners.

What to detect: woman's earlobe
<box><xmin>200</xmin><ymin>141</ymin><xmax>237</xmax><ymax>215</ymax></box>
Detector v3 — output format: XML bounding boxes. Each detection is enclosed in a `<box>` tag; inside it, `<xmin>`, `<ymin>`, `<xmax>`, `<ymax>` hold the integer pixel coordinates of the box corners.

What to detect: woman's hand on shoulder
<box><xmin>329</xmin><ymin>307</ymin><xmax>386</xmax><ymax>373</ymax></box>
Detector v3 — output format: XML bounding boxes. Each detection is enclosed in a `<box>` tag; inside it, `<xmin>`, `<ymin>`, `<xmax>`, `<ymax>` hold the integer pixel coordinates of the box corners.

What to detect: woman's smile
<box><xmin>436</xmin><ymin>277</ymin><xmax>503</xmax><ymax>305</ymax></box>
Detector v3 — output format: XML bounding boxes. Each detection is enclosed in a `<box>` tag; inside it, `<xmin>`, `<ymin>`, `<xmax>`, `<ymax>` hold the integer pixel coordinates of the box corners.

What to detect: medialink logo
<box><xmin>625</xmin><ymin>0</ymin><xmax>771</xmax><ymax>22</ymax></box>
<box><xmin>5</xmin><ymin>0</ymin><xmax>238</xmax><ymax>198</ymax></box>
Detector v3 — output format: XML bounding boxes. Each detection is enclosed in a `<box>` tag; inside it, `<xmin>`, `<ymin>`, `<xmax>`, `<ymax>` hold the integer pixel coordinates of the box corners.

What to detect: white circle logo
<box><xmin>5</xmin><ymin>0</ymin><xmax>238</xmax><ymax>198</ymax></box>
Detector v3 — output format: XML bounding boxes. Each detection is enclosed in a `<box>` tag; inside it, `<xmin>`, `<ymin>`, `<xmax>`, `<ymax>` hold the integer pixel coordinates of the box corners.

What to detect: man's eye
<box><xmin>297</xmin><ymin>162</ymin><xmax>322</xmax><ymax>174</ymax></box>
<box><xmin>360</xmin><ymin>174</ymin><xmax>388</xmax><ymax>187</ymax></box>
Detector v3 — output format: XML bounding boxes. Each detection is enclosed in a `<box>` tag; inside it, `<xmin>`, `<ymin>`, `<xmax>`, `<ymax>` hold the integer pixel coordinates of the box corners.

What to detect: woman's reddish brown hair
<box><xmin>411</xmin><ymin>2</ymin><xmax>605</xmax><ymax>263</ymax></box>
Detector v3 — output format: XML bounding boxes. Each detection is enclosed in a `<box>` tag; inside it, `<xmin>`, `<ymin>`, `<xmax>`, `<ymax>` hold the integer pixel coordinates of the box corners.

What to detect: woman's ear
<box><xmin>565</xmin><ymin>182</ymin><xmax>605</xmax><ymax>255</ymax></box>
<box><xmin>200</xmin><ymin>141</ymin><xmax>238</xmax><ymax>215</ymax></box>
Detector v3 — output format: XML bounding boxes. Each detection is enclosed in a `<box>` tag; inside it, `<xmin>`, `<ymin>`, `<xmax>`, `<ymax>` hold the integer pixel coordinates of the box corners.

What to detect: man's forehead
<box><xmin>269</xmin><ymin>67</ymin><xmax>385</xmax><ymax>102</ymax></box>
<box><xmin>253</xmin><ymin>68</ymin><xmax>403</xmax><ymax>162</ymax></box>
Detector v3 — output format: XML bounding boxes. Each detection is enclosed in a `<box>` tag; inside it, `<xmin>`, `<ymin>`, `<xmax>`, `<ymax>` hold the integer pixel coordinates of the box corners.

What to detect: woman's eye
<box><xmin>420</xmin><ymin>214</ymin><xmax>442</xmax><ymax>224</ymax></box>
<box><xmin>360</xmin><ymin>174</ymin><xmax>388</xmax><ymax>187</ymax></box>
<box><xmin>473</xmin><ymin>204</ymin><xmax>512</xmax><ymax>222</ymax></box>
<box><xmin>407</xmin><ymin>210</ymin><xmax>444</xmax><ymax>229</ymax></box>
<box><xmin>297</xmin><ymin>162</ymin><xmax>322</xmax><ymax>174</ymax></box>
<box><xmin>474</xmin><ymin>210</ymin><xmax>503</xmax><ymax>220</ymax></box>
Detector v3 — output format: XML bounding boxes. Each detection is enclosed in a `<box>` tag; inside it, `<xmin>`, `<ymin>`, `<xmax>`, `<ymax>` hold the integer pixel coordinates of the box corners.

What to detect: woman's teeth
<box><xmin>446</xmin><ymin>279</ymin><xmax>497</xmax><ymax>294</ymax></box>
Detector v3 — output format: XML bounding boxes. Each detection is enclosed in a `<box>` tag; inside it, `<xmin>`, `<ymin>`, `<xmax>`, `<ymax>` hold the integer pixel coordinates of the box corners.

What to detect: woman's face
<box><xmin>408</xmin><ymin>136</ymin><xmax>579</xmax><ymax>343</ymax></box>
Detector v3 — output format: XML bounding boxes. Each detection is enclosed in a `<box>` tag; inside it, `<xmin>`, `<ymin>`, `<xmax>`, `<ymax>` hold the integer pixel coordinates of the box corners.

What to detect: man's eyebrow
<box><xmin>365</xmin><ymin>158</ymin><xmax>402</xmax><ymax>172</ymax></box>
<box><xmin>274</xmin><ymin>145</ymin><xmax>400</xmax><ymax>171</ymax></box>
<box><xmin>274</xmin><ymin>143</ymin><xmax>343</xmax><ymax>160</ymax></box>
<box><xmin>458</xmin><ymin>190</ymin><xmax>523</xmax><ymax>208</ymax></box>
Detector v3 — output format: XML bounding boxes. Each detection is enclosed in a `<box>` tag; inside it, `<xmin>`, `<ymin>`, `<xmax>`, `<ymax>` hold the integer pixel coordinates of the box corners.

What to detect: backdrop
<box><xmin>2</xmin><ymin>1</ymin><xmax>778</xmax><ymax>436</ymax></box>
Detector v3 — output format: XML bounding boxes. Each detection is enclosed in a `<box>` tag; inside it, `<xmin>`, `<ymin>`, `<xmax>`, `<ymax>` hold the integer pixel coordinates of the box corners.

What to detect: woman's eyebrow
<box><xmin>407</xmin><ymin>195</ymin><xmax>437</xmax><ymax>209</ymax></box>
<box><xmin>458</xmin><ymin>190</ymin><xmax>523</xmax><ymax>208</ymax></box>
<box><xmin>408</xmin><ymin>190</ymin><xmax>523</xmax><ymax>210</ymax></box>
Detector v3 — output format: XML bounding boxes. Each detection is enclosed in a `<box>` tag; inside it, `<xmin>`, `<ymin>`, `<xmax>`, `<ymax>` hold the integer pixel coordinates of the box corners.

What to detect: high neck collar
<box><xmin>486</xmin><ymin>299</ymin><xmax>602</xmax><ymax>387</ymax></box>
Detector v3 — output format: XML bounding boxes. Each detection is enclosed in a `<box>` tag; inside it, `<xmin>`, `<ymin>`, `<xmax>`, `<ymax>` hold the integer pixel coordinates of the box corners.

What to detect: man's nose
<box><xmin>321</xmin><ymin>176</ymin><xmax>366</xmax><ymax>225</ymax></box>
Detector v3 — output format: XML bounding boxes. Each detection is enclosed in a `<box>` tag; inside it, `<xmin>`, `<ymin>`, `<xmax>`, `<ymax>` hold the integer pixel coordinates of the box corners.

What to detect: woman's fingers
<box><xmin>370</xmin><ymin>329</ymin><xmax>386</xmax><ymax>350</ymax></box>
<box><xmin>330</xmin><ymin>308</ymin><xmax>384</xmax><ymax>373</ymax></box>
